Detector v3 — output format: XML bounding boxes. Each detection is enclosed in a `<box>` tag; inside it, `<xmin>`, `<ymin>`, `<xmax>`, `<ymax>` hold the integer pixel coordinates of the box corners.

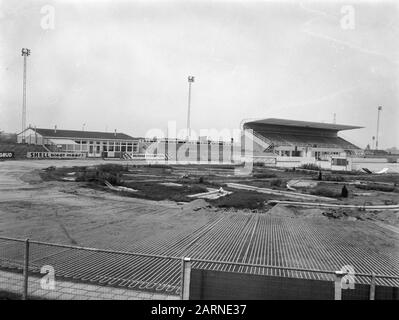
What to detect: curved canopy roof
<box><xmin>244</xmin><ymin>118</ymin><xmax>363</xmax><ymax>131</ymax></box>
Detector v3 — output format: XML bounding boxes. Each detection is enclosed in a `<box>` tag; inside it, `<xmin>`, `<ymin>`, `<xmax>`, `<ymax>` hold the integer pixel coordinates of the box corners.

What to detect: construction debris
<box><xmin>104</xmin><ymin>180</ymin><xmax>137</xmax><ymax>193</ymax></box>
<box><xmin>227</xmin><ymin>183</ymin><xmax>336</xmax><ymax>202</ymax></box>
<box><xmin>375</xmin><ymin>168</ymin><xmax>389</xmax><ymax>174</ymax></box>
<box><xmin>188</xmin><ymin>187</ymin><xmax>232</xmax><ymax>200</ymax></box>
<box><xmin>267</xmin><ymin>200</ymin><xmax>399</xmax><ymax>211</ymax></box>
<box><xmin>159</xmin><ymin>182</ymin><xmax>183</xmax><ymax>187</ymax></box>
<box><xmin>362</xmin><ymin>167</ymin><xmax>389</xmax><ymax>174</ymax></box>
<box><xmin>287</xmin><ymin>179</ymin><xmax>318</xmax><ymax>189</ymax></box>
<box><xmin>62</xmin><ymin>177</ymin><xmax>76</xmax><ymax>181</ymax></box>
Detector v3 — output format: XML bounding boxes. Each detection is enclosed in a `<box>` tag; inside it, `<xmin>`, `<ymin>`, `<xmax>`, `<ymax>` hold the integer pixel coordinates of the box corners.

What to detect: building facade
<box><xmin>17</xmin><ymin>127</ymin><xmax>140</xmax><ymax>158</ymax></box>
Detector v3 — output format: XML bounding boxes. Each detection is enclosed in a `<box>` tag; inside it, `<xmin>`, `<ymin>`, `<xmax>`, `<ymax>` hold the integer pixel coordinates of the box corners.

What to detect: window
<box><xmin>332</xmin><ymin>158</ymin><xmax>347</xmax><ymax>166</ymax></box>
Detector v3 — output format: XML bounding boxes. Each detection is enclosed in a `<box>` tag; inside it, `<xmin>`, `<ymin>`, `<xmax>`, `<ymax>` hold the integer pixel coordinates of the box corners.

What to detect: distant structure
<box><xmin>243</xmin><ymin>118</ymin><xmax>363</xmax><ymax>169</ymax></box>
<box><xmin>186</xmin><ymin>76</ymin><xmax>195</xmax><ymax>140</ymax></box>
<box><xmin>21</xmin><ymin>48</ymin><xmax>31</xmax><ymax>143</ymax></box>
<box><xmin>17</xmin><ymin>126</ymin><xmax>139</xmax><ymax>158</ymax></box>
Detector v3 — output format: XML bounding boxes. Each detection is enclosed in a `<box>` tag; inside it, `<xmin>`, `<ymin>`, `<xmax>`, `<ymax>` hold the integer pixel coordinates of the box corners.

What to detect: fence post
<box><xmin>22</xmin><ymin>238</ymin><xmax>30</xmax><ymax>300</ymax></box>
<box><xmin>334</xmin><ymin>271</ymin><xmax>344</xmax><ymax>300</ymax></box>
<box><xmin>180</xmin><ymin>257</ymin><xmax>191</xmax><ymax>300</ymax></box>
<box><xmin>369</xmin><ymin>272</ymin><xmax>376</xmax><ymax>300</ymax></box>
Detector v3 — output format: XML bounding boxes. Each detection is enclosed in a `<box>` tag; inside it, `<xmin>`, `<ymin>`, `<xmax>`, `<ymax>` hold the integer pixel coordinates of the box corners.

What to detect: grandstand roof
<box><xmin>29</xmin><ymin>128</ymin><xmax>136</xmax><ymax>140</ymax></box>
<box><xmin>244</xmin><ymin>118</ymin><xmax>363</xmax><ymax>131</ymax></box>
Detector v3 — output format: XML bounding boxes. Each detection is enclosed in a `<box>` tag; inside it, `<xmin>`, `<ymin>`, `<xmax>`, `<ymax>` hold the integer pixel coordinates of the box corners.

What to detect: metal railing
<box><xmin>0</xmin><ymin>236</ymin><xmax>398</xmax><ymax>300</ymax></box>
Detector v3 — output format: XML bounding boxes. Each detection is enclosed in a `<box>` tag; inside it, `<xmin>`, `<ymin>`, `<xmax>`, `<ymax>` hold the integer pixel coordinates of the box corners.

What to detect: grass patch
<box><xmin>319</xmin><ymin>174</ymin><xmax>347</xmax><ymax>182</ymax></box>
<box><xmin>121</xmin><ymin>181</ymin><xmax>209</xmax><ymax>202</ymax></box>
<box><xmin>355</xmin><ymin>183</ymin><xmax>397</xmax><ymax>192</ymax></box>
<box><xmin>356</xmin><ymin>174</ymin><xmax>399</xmax><ymax>185</ymax></box>
<box><xmin>300</xmin><ymin>163</ymin><xmax>321</xmax><ymax>171</ymax></box>
<box><xmin>270</xmin><ymin>178</ymin><xmax>286</xmax><ymax>188</ymax></box>
<box><xmin>210</xmin><ymin>191</ymin><xmax>275</xmax><ymax>210</ymax></box>
<box><xmin>253</xmin><ymin>172</ymin><xmax>277</xmax><ymax>179</ymax></box>
<box><xmin>309</xmin><ymin>186</ymin><xmax>341</xmax><ymax>198</ymax></box>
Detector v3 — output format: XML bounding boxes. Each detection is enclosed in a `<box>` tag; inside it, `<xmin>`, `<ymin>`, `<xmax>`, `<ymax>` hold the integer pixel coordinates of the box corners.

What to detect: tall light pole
<box><xmin>186</xmin><ymin>76</ymin><xmax>194</xmax><ymax>140</ymax></box>
<box><xmin>376</xmin><ymin>106</ymin><xmax>382</xmax><ymax>150</ymax></box>
<box><xmin>21</xmin><ymin>48</ymin><xmax>31</xmax><ymax>143</ymax></box>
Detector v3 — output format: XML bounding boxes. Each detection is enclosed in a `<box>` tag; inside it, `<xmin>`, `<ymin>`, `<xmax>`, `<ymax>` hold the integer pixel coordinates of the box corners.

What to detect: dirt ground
<box><xmin>0</xmin><ymin>160</ymin><xmax>217</xmax><ymax>247</ymax></box>
<box><xmin>0</xmin><ymin>159</ymin><xmax>398</xmax><ymax>250</ymax></box>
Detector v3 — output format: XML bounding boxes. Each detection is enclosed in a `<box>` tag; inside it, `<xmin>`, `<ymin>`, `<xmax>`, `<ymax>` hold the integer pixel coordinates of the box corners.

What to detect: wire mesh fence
<box><xmin>0</xmin><ymin>236</ymin><xmax>398</xmax><ymax>300</ymax></box>
<box><xmin>189</xmin><ymin>260</ymin><xmax>399</xmax><ymax>300</ymax></box>
<box><xmin>0</xmin><ymin>237</ymin><xmax>26</xmax><ymax>299</ymax></box>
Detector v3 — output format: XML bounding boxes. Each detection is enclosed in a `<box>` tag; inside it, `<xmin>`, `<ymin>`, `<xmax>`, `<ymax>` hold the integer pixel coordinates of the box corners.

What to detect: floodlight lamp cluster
<box><xmin>21</xmin><ymin>48</ymin><xmax>31</xmax><ymax>56</ymax></box>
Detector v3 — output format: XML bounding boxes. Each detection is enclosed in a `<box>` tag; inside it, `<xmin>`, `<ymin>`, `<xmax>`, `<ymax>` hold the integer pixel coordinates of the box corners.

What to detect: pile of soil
<box><xmin>299</xmin><ymin>208</ymin><xmax>328</xmax><ymax>220</ymax></box>
<box><xmin>366</xmin><ymin>210</ymin><xmax>399</xmax><ymax>226</ymax></box>
<box><xmin>267</xmin><ymin>204</ymin><xmax>297</xmax><ymax>217</ymax></box>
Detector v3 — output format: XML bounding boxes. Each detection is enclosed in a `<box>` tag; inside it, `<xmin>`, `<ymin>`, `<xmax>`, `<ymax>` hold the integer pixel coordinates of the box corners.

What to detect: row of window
<box><xmin>60</xmin><ymin>140</ymin><xmax>138</xmax><ymax>153</ymax></box>
<box><xmin>276</xmin><ymin>150</ymin><xmax>341</xmax><ymax>157</ymax></box>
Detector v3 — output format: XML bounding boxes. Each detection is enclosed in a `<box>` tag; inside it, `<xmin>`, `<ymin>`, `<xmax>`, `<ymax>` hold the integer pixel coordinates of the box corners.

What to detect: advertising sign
<box><xmin>0</xmin><ymin>152</ymin><xmax>14</xmax><ymax>159</ymax></box>
<box><xmin>27</xmin><ymin>152</ymin><xmax>86</xmax><ymax>159</ymax></box>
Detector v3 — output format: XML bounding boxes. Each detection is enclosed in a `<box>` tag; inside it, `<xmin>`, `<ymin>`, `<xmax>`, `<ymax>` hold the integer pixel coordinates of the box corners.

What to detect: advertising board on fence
<box><xmin>27</xmin><ymin>152</ymin><xmax>86</xmax><ymax>159</ymax></box>
<box><xmin>0</xmin><ymin>152</ymin><xmax>14</xmax><ymax>159</ymax></box>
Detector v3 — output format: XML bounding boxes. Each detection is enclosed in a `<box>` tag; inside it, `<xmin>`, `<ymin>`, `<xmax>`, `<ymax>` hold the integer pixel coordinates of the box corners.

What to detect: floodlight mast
<box><xmin>186</xmin><ymin>76</ymin><xmax>194</xmax><ymax>140</ymax></box>
<box><xmin>376</xmin><ymin>106</ymin><xmax>382</xmax><ymax>150</ymax></box>
<box><xmin>21</xmin><ymin>48</ymin><xmax>31</xmax><ymax>143</ymax></box>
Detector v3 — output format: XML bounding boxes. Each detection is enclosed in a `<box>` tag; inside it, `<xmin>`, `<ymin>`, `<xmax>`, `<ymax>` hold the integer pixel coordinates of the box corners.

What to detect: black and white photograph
<box><xmin>0</xmin><ymin>0</ymin><xmax>398</xmax><ymax>309</ymax></box>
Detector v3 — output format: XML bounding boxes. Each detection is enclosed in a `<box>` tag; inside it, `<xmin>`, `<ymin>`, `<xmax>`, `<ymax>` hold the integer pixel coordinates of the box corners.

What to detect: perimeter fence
<box><xmin>0</xmin><ymin>236</ymin><xmax>398</xmax><ymax>300</ymax></box>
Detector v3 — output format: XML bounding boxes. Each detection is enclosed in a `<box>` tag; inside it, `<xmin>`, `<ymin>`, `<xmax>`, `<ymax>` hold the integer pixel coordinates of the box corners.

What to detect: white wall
<box><xmin>351</xmin><ymin>158</ymin><xmax>399</xmax><ymax>172</ymax></box>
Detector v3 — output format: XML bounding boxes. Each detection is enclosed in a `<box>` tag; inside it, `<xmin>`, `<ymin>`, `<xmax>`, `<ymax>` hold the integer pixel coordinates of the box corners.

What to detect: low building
<box><xmin>17</xmin><ymin>126</ymin><xmax>140</xmax><ymax>158</ymax></box>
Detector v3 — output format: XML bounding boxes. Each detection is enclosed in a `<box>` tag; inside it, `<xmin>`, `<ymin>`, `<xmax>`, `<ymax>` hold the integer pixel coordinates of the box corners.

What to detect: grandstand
<box><xmin>243</xmin><ymin>118</ymin><xmax>363</xmax><ymax>159</ymax></box>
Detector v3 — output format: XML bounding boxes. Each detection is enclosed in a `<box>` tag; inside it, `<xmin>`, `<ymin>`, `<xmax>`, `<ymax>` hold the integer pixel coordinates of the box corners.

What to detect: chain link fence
<box><xmin>0</xmin><ymin>236</ymin><xmax>398</xmax><ymax>300</ymax></box>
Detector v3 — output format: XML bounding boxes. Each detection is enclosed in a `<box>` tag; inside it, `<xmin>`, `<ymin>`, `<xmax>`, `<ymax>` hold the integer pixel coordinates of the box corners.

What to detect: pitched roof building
<box><xmin>17</xmin><ymin>126</ymin><xmax>139</xmax><ymax>157</ymax></box>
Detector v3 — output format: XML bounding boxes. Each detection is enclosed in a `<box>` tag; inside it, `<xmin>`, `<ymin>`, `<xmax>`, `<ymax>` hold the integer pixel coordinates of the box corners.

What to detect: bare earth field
<box><xmin>1</xmin><ymin>159</ymin><xmax>398</xmax><ymax>247</ymax></box>
<box><xmin>0</xmin><ymin>160</ymin><xmax>217</xmax><ymax>247</ymax></box>
<box><xmin>0</xmin><ymin>160</ymin><xmax>398</xmax><ymax>292</ymax></box>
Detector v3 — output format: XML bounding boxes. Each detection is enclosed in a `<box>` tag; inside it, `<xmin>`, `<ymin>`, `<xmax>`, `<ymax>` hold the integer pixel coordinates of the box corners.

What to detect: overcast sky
<box><xmin>0</xmin><ymin>0</ymin><xmax>398</xmax><ymax>148</ymax></box>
